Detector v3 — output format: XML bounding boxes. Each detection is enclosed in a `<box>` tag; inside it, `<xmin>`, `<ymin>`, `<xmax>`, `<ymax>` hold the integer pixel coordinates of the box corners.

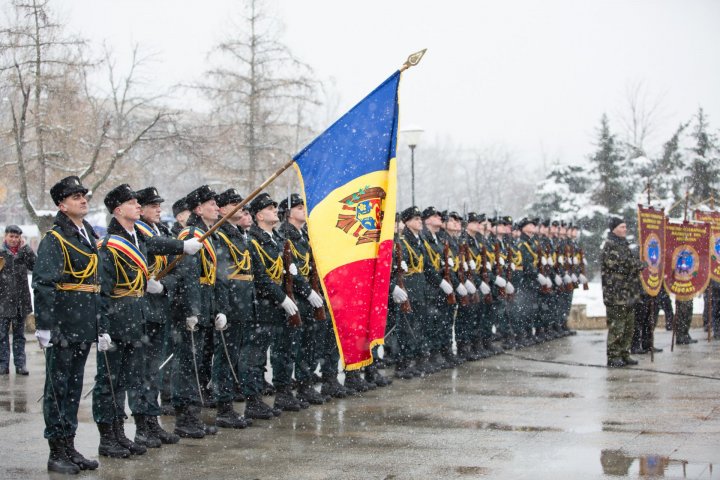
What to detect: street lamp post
<box><xmin>401</xmin><ymin>127</ymin><xmax>424</xmax><ymax>206</ymax></box>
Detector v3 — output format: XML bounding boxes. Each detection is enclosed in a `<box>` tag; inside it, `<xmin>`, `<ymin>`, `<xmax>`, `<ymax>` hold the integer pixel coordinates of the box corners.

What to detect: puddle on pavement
<box><xmin>530</xmin><ymin>371</ymin><xmax>571</xmax><ymax>379</ymax></box>
<box><xmin>601</xmin><ymin>449</ymin><xmax>717</xmax><ymax>478</ymax></box>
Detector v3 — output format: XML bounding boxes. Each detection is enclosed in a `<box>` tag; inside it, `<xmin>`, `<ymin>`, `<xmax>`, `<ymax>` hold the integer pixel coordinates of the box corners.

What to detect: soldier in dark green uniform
<box><xmin>277</xmin><ymin>194</ymin><xmax>329</xmax><ymax>404</ymax></box>
<box><xmin>247</xmin><ymin>193</ymin><xmax>303</xmax><ymax>413</ymax></box>
<box><xmin>536</xmin><ymin>219</ymin><xmax>558</xmax><ymax>342</ymax></box>
<box><xmin>133</xmin><ymin>187</ymin><xmax>183</xmax><ymax>444</ymax></box>
<box><xmin>444</xmin><ymin>211</ymin><xmax>471</xmax><ymax>364</ymax></box>
<box><xmin>33</xmin><ymin>176</ymin><xmax>102</xmax><ymax>474</ymax></box>
<box><xmin>515</xmin><ymin>218</ymin><xmax>547</xmax><ymax>346</ymax></box>
<box><xmin>212</xmin><ymin>188</ymin><xmax>255</xmax><ymax>428</ymax></box>
<box><xmin>171</xmin><ymin>197</ymin><xmax>189</xmax><ymax>236</ymax></box>
<box><xmin>93</xmin><ymin>184</ymin><xmax>192</xmax><ymax>456</ymax></box>
<box><xmin>171</xmin><ymin>185</ymin><xmax>223</xmax><ymax>438</ymax></box>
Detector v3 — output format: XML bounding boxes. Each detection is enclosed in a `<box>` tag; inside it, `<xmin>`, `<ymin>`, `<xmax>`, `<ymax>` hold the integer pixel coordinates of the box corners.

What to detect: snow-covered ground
<box><xmin>573</xmin><ymin>281</ymin><xmax>705</xmax><ymax>317</ymax></box>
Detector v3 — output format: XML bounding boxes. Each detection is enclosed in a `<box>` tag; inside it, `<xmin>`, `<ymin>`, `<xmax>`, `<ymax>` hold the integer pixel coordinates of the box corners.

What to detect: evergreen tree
<box><xmin>686</xmin><ymin>108</ymin><xmax>720</xmax><ymax>204</ymax></box>
<box><xmin>590</xmin><ymin>114</ymin><xmax>632</xmax><ymax>213</ymax></box>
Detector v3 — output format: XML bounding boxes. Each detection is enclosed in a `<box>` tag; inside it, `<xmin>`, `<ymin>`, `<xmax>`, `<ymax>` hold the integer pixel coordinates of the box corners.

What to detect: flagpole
<box><xmin>155</xmin><ymin>157</ymin><xmax>296</xmax><ymax>280</ymax></box>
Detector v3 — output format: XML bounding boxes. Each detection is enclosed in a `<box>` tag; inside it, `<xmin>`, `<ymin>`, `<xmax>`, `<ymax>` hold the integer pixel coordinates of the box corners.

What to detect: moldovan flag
<box><xmin>294</xmin><ymin>71</ymin><xmax>400</xmax><ymax>370</ymax></box>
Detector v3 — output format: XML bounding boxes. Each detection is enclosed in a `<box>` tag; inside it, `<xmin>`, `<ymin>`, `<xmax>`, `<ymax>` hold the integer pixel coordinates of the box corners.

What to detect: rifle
<box><xmin>494</xmin><ymin>241</ymin><xmax>507</xmax><ymax>299</ymax></box>
<box><xmin>456</xmin><ymin>242</ymin><xmax>470</xmax><ymax>306</ymax></box>
<box><xmin>394</xmin><ymin>241</ymin><xmax>412</xmax><ymax>313</ymax></box>
<box><xmin>309</xmin><ymin>254</ymin><xmax>327</xmax><ymax>320</ymax></box>
<box><xmin>578</xmin><ymin>247</ymin><xmax>590</xmax><ymax>291</ymax></box>
<box><xmin>442</xmin><ymin>241</ymin><xmax>457</xmax><ymax>305</ymax></box>
<box><xmin>462</xmin><ymin>243</ymin><xmax>480</xmax><ymax>304</ymax></box>
<box><xmin>479</xmin><ymin>245</ymin><xmax>493</xmax><ymax>304</ymax></box>
<box><xmin>283</xmin><ymin>240</ymin><xmax>302</xmax><ymax>327</ymax></box>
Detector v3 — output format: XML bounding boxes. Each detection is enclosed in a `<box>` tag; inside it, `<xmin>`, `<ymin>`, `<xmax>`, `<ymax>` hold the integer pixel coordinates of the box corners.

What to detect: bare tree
<box><xmin>0</xmin><ymin>0</ymin><xmax>169</xmax><ymax>231</ymax></box>
<box><xmin>617</xmin><ymin>80</ymin><xmax>665</xmax><ymax>156</ymax></box>
<box><xmin>195</xmin><ymin>0</ymin><xmax>320</xmax><ymax>192</ymax></box>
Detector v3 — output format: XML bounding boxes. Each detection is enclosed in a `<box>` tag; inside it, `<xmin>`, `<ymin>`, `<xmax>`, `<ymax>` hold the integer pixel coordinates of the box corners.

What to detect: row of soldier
<box><xmin>33</xmin><ymin>175</ymin><xmax>586</xmax><ymax>475</ymax></box>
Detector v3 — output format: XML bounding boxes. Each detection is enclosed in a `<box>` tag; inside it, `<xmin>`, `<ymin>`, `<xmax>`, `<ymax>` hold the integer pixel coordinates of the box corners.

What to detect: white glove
<box><xmin>485</xmin><ymin>261</ymin><xmax>492</xmax><ymax>271</ymax></box>
<box><xmin>186</xmin><ymin>315</ymin><xmax>198</xmax><ymax>331</ymax></box>
<box><xmin>583</xmin><ymin>257</ymin><xmax>588</xmax><ymax>266</ymax></box>
<box><xmin>568</xmin><ymin>257</ymin><xmax>574</xmax><ymax>265</ymax></box>
<box><xmin>280</xmin><ymin>296</ymin><xmax>299</xmax><ymax>316</ymax></box>
<box><xmin>499</xmin><ymin>257</ymin><xmax>505</xmax><ymax>266</ymax></box>
<box><xmin>215</xmin><ymin>313</ymin><xmax>227</xmax><ymax>331</ymax></box>
<box><xmin>439</xmin><ymin>279</ymin><xmax>453</xmax><ymax>295</ymax></box>
<box><xmin>554</xmin><ymin>274</ymin><xmax>563</xmax><ymax>286</ymax></box>
<box><xmin>456</xmin><ymin>283</ymin><xmax>468</xmax><ymax>296</ymax></box>
<box><xmin>447</xmin><ymin>257</ymin><xmax>454</xmax><ymax>268</ymax></box>
<box><xmin>35</xmin><ymin>329</ymin><xmax>52</xmax><ymax>348</ymax></box>
<box><xmin>288</xmin><ymin>263</ymin><xmax>298</xmax><ymax>276</ymax></box>
<box><xmin>98</xmin><ymin>333</ymin><xmax>112</xmax><ymax>352</ymax></box>
<box><xmin>558</xmin><ymin>256</ymin><xmax>565</xmax><ymax>265</ymax></box>
<box><xmin>469</xmin><ymin>259</ymin><xmax>477</xmax><ymax>270</ymax></box>
<box><xmin>547</xmin><ymin>257</ymin><xmax>554</xmax><ymax>266</ymax></box>
<box><xmin>392</xmin><ymin>285</ymin><xmax>409</xmax><ymax>303</ymax></box>
<box><xmin>463</xmin><ymin>261</ymin><xmax>469</xmax><ymax>271</ymax></box>
<box><xmin>307</xmin><ymin>290</ymin><xmax>324</xmax><ymax>308</ymax></box>
<box><xmin>510</xmin><ymin>262</ymin><xmax>516</xmax><ymax>271</ymax></box>
<box><xmin>146</xmin><ymin>278</ymin><xmax>164</xmax><ymax>294</ymax></box>
<box><xmin>494</xmin><ymin>276</ymin><xmax>507</xmax><ymax>288</ymax></box>
<box><xmin>579</xmin><ymin>274</ymin><xmax>588</xmax><ymax>284</ymax></box>
<box><xmin>464</xmin><ymin>280</ymin><xmax>477</xmax><ymax>295</ymax></box>
<box><xmin>480</xmin><ymin>281</ymin><xmax>491</xmax><ymax>295</ymax></box>
<box><xmin>563</xmin><ymin>274</ymin><xmax>572</xmax><ymax>284</ymax></box>
<box><xmin>571</xmin><ymin>273</ymin><xmax>578</xmax><ymax>283</ymax></box>
<box><xmin>183</xmin><ymin>238</ymin><xmax>203</xmax><ymax>255</ymax></box>
<box><xmin>400</xmin><ymin>261</ymin><xmax>408</xmax><ymax>272</ymax></box>
<box><xmin>505</xmin><ymin>282</ymin><xmax>515</xmax><ymax>294</ymax></box>
<box><xmin>541</xmin><ymin>256</ymin><xmax>547</xmax><ymax>266</ymax></box>
<box><xmin>537</xmin><ymin>274</ymin><xmax>548</xmax><ymax>286</ymax></box>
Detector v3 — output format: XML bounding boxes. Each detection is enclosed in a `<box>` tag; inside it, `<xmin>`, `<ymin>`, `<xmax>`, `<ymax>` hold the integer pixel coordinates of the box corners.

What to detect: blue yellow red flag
<box><xmin>294</xmin><ymin>71</ymin><xmax>400</xmax><ymax>370</ymax></box>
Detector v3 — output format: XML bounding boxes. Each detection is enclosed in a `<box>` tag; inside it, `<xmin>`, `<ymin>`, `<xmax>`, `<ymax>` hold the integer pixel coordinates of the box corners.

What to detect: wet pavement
<box><xmin>1</xmin><ymin>328</ymin><xmax>719</xmax><ymax>479</ymax></box>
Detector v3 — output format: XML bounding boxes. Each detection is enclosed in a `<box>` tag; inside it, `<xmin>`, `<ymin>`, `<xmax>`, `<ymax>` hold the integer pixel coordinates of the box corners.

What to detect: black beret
<box><xmin>172</xmin><ymin>197</ymin><xmax>189</xmax><ymax>217</ymax></box>
<box><xmin>278</xmin><ymin>193</ymin><xmax>304</xmax><ymax>215</ymax></box>
<box><xmin>608</xmin><ymin>216</ymin><xmax>625</xmax><ymax>232</ymax></box>
<box><xmin>136</xmin><ymin>186</ymin><xmax>164</xmax><ymax>206</ymax></box>
<box><xmin>104</xmin><ymin>184</ymin><xmax>137</xmax><ymax>213</ymax></box>
<box><xmin>401</xmin><ymin>206</ymin><xmax>422</xmax><ymax>223</ymax></box>
<box><xmin>216</xmin><ymin>188</ymin><xmax>244</xmax><ymax>208</ymax></box>
<box><xmin>5</xmin><ymin>225</ymin><xmax>22</xmax><ymax>235</ymax></box>
<box><xmin>422</xmin><ymin>206</ymin><xmax>440</xmax><ymax>220</ymax></box>
<box><xmin>50</xmin><ymin>176</ymin><xmax>88</xmax><ymax>206</ymax></box>
<box><xmin>248</xmin><ymin>192</ymin><xmax>278</xmax><ymax>216</ymax></box>
<box><xmin>186</xmin><ymin>185</ymin><xmax>217</xmax><ymax>210</ymax></box>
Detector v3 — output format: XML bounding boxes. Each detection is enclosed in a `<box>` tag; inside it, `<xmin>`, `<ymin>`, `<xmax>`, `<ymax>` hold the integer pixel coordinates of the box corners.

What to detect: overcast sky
<box><xmin>55</xmin><ymin>0</ymin><xmax>720</xmax><ymax>171</ymax></box>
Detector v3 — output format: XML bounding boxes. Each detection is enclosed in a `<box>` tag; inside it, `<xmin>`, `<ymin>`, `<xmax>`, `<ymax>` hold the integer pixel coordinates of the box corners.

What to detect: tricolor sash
<box><xmin>178</xmin><ymin>226</ymin><xmax>217</xmax><ymax>284</ymax></box>
<box><xmin>135</xmin><ymin>220</ymin><xmax>168</xmax><ymax>276</ymax></box>
<box><xmin>104</xmin><ymin>234</ymin><xmax>149</xmax><ymax>279</ymax></box>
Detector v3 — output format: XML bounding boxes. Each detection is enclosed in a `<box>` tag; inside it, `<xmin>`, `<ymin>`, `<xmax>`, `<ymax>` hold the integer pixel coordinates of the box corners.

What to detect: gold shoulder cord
<box><xmin>251</xmin><ymin>239</ymin><xmax>283</xmax><ymax>285</ymax></box>
<box><xmin>105</xmin><ymin>247</ymin><xmax>145</xmax><ymax>298</ymax></box>
<box><xmin>522</xmin><ymin>242</ymin><xmax>539</xmax><ymax>264</ymax></box>
<box><xmin>401</xmin><ymin>238</ymin><xmax>424</xmax><ymax>274</ymax></box>
<box><xmin>217</xmin><ymin>231</ymin><xmax>252</xmax><ymax>276</ymax></box>
<box><xmin>288</xmin><ymin>240</ymin><xmax>310</xmax><ymax>276</ymax></box>
<box><xmin>423</xmin><ymin>240</ymin><xmax>441</xmax><ymax>270</ymax></box>
<box><xmin>178</xmin><ymin>229</ymin><xmax>216</xmax><ymax>286</ymax></box>
<box><xmin>47</xmin><ymin>230</ymin><xmax>99</xmax><ymax>292</ymax></box>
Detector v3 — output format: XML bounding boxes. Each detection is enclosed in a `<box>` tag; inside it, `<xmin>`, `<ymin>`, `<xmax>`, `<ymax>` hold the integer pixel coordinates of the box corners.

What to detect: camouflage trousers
<box><xmin>606</xmin><ymin>304</ymin><xmax>635</xmax><ymax>361</ymax></box>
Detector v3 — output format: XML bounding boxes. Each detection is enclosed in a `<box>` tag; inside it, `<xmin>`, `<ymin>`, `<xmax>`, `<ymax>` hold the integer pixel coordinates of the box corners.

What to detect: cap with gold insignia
<box><xmin>185</xmin><ymin>185</ymin><xmax>217</xmax><ymax>210</ymax></box>
<box><xmin>136</xmin><ymin>187</ymin><xmax>164</xmax><ymax>206</ymax></box>
<box><xmin>248</xmin><ymin>192</ymin><xmax>278</xmax><ymax>216</ymax></box>
<box><xmin>104</xmin><ymin>184</ymin><xmax>137</xmax><ymax>212</ymax></box>
<box><xmin>216</xmin><ymin>188</ymin><xmax>244</xmax><ymax>208</ymax></box>
<box><xmin>50</xmin><ymin>176</ymin><xmax>89</xmax><ymax>206</ymax></box>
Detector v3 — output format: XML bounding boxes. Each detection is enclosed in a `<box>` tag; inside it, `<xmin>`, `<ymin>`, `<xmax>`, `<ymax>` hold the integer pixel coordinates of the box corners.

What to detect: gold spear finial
<box><xmin>400</xmin><ymin>48</ymin><xmax>427</xmax><ymax>72</ymax></box>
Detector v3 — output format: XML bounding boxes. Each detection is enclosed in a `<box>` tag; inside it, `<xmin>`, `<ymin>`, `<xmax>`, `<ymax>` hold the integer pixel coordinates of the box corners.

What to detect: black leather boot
<box><xmin>296</xmin><ymin>382</ymin><xmax>326</xmax><ymax>405</ymax></box>
<box><xmin>173</xmin><ymin>406</ymin><xmax>205</xmax><ymax>438</ymax></box>
<box><xmin>244</xmin><ymin>395</ymin><xmax>276</xmax><ymax>420</ymax></box>
<box><xmin>365</xmin><ymin>365</ymin><xmax>392</xmax><ymax>387</ymax></box>
<box><xmin>65</xmin><ymin>435</ymin><xmax>98</xmax><ymax>470</ymax></box>
<box><xmin>147</xmin><ymin>415</ymin><xmax>180</xmax><ymax>444</ymax></box>
<box><xmin>97</xmin><ymin>422</ymin><xmax>130</xmax><ymax>458</ymax></box>
<box><xmin>273</xmin><ymin>387</ymin><xmax>302</xmax><ymax>412</ymax></box>
<box><xmin>216</xmin><ymin>401</ymin><xmax>250</xmax><ymax>428</ymax></box>
<box><xmin>133</xmin><ymin>415</ymin><xmax>161</xmax><ymax>448</ymax></box>
<box><xmin>321</xmin><ymin>376</ymin><xmax>350</xmax><ymax>398</ymax></box>
<box><xmin>47</xmin><ymin>438</ymin><xmax>80</xmax><ymax>474</ymax></box>
<box><xmin>114</xmin><ymin>418</ymin><xmax>147</xmax><ymax>455</ymax></box>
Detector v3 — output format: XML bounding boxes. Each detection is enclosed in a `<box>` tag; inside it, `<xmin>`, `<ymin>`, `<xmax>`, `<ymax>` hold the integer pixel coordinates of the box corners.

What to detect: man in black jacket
<box><xmin>600</xmin><ymin>217</ymin><xmax>647</xmax><ymax>367</ymax></box>
<box><xmin>0</xmin><ymin>224</ymin><xmax>36</xmax><ymax>375</ymax></box>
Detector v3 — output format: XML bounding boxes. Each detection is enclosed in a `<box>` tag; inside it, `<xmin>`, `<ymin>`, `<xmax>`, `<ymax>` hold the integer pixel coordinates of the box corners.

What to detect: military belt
<box><xmin>56</xmin><ymin>283</ymin><xmax>101</xmax><ymax>293</ymax></box>
<box><xmin>112</xmin><ymin>288</ymin><xmax>144</xmax><ymax>298</ymax></box>
<box><xmin>200</xmin><ymin>278</ymin><xmax>215</xmax><ymax>285</ymax></box>
<box><xmin>227</xmin><ymin>273</ymin><xmax>254</xmax><ymax>282</ymax></box>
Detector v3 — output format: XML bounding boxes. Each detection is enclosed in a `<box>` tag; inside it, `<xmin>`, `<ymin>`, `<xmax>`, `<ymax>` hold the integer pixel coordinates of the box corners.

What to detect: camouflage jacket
<box><xmin>600</xmin><ymin>232</ymin><xmax>646</xmax><ymax>306</ymax></box>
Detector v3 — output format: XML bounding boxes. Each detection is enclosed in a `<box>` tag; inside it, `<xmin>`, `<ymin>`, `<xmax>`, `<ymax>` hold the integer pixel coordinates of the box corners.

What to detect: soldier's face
<box><xmin>196</xmin><ymin>199</ymin><xmax>220</xmax><ymax>223</ymax></box>
<box><xmin>425</xmin><ymin>214</ymin><xmax>442</xmax><ymax>229</ymax></box>
<box><xmin>466</xmin><ymin>221</ymin><xmax>480</xmax><ymax>234</ymax></box>
<box><xmin>405</xmin><ymin>216</ymin><xmax>422</xmax><ymax>233</ymax></box>
<box><xmin>550</xmin><ymin>226</ymin><xmax>558</xmax><ymax>236</ymax></box>
<box><xmin>522</xmin><ymin>224</ymin><xmax>536</xmax><ymax>236</ymax></box>
<box><xmin>258</xmin><ymin>205</ymin><xmax>279</xmax><ymax>225</ymax></box>
<box><xmin>447</xmin><ymin>218</ymin><xmax>461</xmax><ymax>233</ymax></box>
<box><xmin>559</xmin><ymin>227</ymin><xmax>567</xmax><ymax>236</ymax></box>
<box><xmin>4</xmin><ymin>233</ymin><xmax>21</xmax><ymax>248</ymax></box>
<box><xmin>239</xmin><ymin>209</ymin><xmax>253</xmax><ymax>229</ymax></box>
<box><xmin>613</xmin><ymin>223</ymin><xmax>627</xmax><ymax>238</ymax></box>
<box><xmin>116</xmin><ymin>198</ymin><xmax>141</xmax><ymax>222</ymax></box>
<box><xmin>220</xmin><ymin>203</ymin><xmax>244</xmax><ymax>223</ymax></box>
<box><xmin>176</xmin><ymin>210</ymin><xmax>190</xmax><ymax>227</ymax></box>
<box><xmin>289</xmin><ymin>204</ymin><xmax>306</xmax><ymax>223</ymax></box>
<box><xmin>539</xmin><ymin>225</ymin><xmax>548</xmax><ymax>235</ymax></box>
<box><xmin>141</xmin><ymin>203</ymin><xmax>162</xmax><ymax>224</ymax></box>
<box><xmin>59</xmin><ymin>193</ymin><xmax>89</xmax><ymax>219</ymax></box>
